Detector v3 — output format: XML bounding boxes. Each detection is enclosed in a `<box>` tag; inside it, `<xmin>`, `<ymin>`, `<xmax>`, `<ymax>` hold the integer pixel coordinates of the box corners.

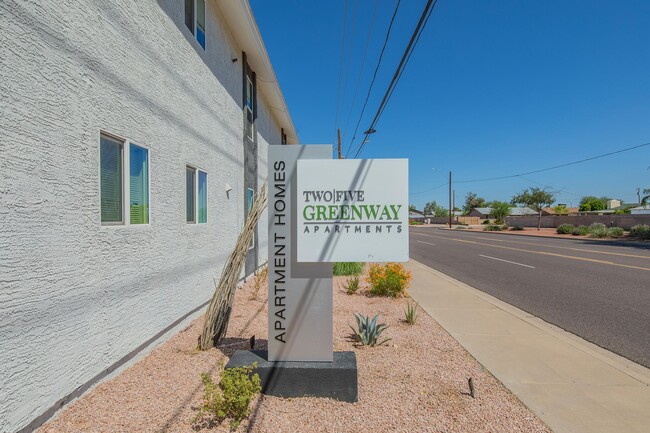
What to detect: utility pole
<box><xmin>449</xmin><ymin>171</ymin><xmax>452</xmax><ymax>228</ymax></box>
<box><xmin>337</xmin><ymin>129</ymin><xmax>342</xmax><ymax>159</ymax></box>
<box><xmin>637</xmin><ymin>187</ymin><xmax>641</xmax><ymax>203</ymax></box>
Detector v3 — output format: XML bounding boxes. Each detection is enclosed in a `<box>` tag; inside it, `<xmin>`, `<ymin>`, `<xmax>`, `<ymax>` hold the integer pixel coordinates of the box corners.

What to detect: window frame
<box><xmin>186</xmin><ymin>164</ymin><xmax>208</xmax><ymax>225</ymax></box>
<box><xmin>99</xmin><ymin>131</ymin><xmax>151</xmax><ymax>228</ymax></box>
<box><xmin>245</xmin><ymin>76</ymin><xmax>254</xmax><ymax>140</ymax></box>
<box><xmin>185</xmin><ymin>0</ymin><xmax>206</xmax><ymax>50</ymax></box>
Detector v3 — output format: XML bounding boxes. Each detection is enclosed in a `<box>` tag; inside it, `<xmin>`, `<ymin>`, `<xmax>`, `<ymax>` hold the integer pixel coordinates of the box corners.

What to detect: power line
<box><xmin>455</xmin><ymin>141</ymin><xmax>650</xmax><ymax>184</ymax></box>
<box><xmin>345</xmin><ymin>0</ymin><xmax>401</xmax><ymax>158</ymax></box>
<box><xmin>342</xmin><ymin>0</ymin><xmax>379</xmax><ymax>136</ymax></box>
<box><xmin>339</xmin><ymin>0</ymin><xmax>360</xmax><ymax>125</ymax></box>
<box><xmin>353</xmin><ymin>0</ymin><xmax>439</xmax><ymax>159</ymax></box>
<box><xmin>333</xmin><ymin>0</ymin><xmax>349</xmax><ymax>144</ymax></box>
<box><xmin>410</xmin><ymin>181</ymin><xmax>449</xmax><ymax>196</ymax></box>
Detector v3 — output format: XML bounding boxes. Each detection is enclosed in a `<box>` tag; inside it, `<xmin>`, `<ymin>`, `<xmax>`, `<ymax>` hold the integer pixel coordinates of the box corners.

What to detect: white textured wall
<box><xmin>0</xmin><ymin>1</ymin><xmax>279</xmax><ymax>431</ymax></box>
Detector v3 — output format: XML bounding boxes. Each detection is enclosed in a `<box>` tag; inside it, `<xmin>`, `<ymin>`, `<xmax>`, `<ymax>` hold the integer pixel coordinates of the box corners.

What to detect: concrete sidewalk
<box><xmin>406</xmin><ymin>259</ymin><xmax>650</xmax><ymax>433</ymax></box>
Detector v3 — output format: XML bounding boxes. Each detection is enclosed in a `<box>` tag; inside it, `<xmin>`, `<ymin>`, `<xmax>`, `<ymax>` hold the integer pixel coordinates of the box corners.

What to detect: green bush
<box><xmin>367</xmin><ymin>263</ymin><xmax>412</xmax><ymax>297</ymax></box>
<box><xmin>510</xmin><ymin>225</ymin><xmax>524</xmax><ymax>231</ymax></box>
<box><xmin>345</xmin><ymin>275</ymin><xmax>360</xmax><ymax>295</ymax></box>
<box><xmin>630</xmin><ymin>224</ymin><xmax>650</xmax><ymax>239</ymax></box>
<box><xmin>349</xmin><ymin>313</ymin><xmax>391</xmax><ymax>346</ymax></box>
<box><xmin>409</xmin><ymin>221</ymin><xmax>423</xmax><ymax>225</ymax></box>
<box><xmin>607</xmin><ymin>227</ymin><xmax>624</xmax><ymax>238</ymax></box>
<box><xmin>482</xmin><ymin>219</ymin><xmax>491</xmax><ymax>224</ymax></box>
<box><xmin>333</xmin><ymin>262</ymin><xmax>363</xmax><ymax>276</ymax></box>
<box><xmin>589</xmin><ymin>223</ymin><xmax>608</xmax><ymax>238</ymax></box>
<box><xmin>572</xmin><ymin>225</ymin><xmax>590</xmax><ymax>236</ymax></box>
<box><xmin>556</xmin><ymin>224</ymin><xmax>575</xmax><ymax>234</ymax></box>
<box><xmin>195</xmin><ymin>364</ymin><xmax>261</xmax><ymax>430</ymax></box>
<box><xmin>483</xmin><ymin>224</ymin><xmax>506</xmax><ymax>231</ymax></box>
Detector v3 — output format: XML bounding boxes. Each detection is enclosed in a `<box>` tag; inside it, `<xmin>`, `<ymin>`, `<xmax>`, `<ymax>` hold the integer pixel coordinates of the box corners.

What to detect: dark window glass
<box><xmin>185</xmin><ymin>0</ymin><xmax>194</xmax><ymax>35</ymax></box>
<box><xmin>186</xmin><ymin>166</ymin><xmax>196</xmax><ymax>223</ymax></box>
<box><xmin>100</xmin><ymin>134</ymin><xmax>123</xmax><ymax>223</ymax></box>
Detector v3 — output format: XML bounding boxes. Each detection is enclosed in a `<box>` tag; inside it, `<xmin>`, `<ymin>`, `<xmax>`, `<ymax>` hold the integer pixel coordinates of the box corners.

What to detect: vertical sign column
<box><xmin>268</xmin><ymin>145</ymin><xmax>333</xmax><ymax>362</ymax></box>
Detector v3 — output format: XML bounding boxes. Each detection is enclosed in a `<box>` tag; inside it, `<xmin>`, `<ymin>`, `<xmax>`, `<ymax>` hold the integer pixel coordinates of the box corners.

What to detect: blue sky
<box><xmin>250</xmin><ymin>0</ymin><xmax>650</xmax><ymax>210</ymax></box>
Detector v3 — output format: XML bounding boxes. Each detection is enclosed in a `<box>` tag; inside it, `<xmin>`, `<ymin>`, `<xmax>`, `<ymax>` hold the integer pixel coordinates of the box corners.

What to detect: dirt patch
<box><xmin>37</xmin><ymin>270</ymin><xmax>550</xmax><ymax>433</ymax></box>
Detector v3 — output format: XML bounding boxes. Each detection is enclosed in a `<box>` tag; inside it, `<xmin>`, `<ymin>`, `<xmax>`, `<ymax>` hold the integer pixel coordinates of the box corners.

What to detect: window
<box><xmin>100</xmin><ymin>134</ymin><xmax>123</xmax><ymax>224</ymax></box>
<box><xmin>186</xmin><ymin>167</ymin><xmax>196</xmax><ymax>223</ymax></box>
<box><xmin>100</xmin><ymin>133</ymin><xmax>150</xmax><ymax>226</ymax></box>
<box><xmin>245</xmin><ymin>76</ymin><xmax>254</xmax><ymax>140</ymax></box>
<box><xmin>186</xmin><ymin>166</ymin><xmax>207</xmax><ymax>224</ymax></box>
<box><xmin>247</xmin><ymin>188</ymin><xmax>255</xmax><ymax>248</ymax></box>
<box><xmin>185</xmin><ymin>0</ymin><xmax>206</xmax><ymax>49</ymax></box>
<box><xmin>129</xmin><ymin>144</ymin><xmax>149</xmax><ymax>224</ymax></box>
<box><xmin>198</xmin><ymin>171</ymin><xmax>207</xmax><ymax>223</ymax></box>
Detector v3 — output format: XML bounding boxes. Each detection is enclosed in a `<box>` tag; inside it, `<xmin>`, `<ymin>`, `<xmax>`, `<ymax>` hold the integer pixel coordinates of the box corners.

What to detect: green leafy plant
<box><xmin>367</xmin><ymin>263</ymin><xmax>412</xmax><ymax>297</ymax></box>
<box><xmin>195</xmin><ymin>364</ymin><xmax>261</xmax><ymax>430</ymax></box>
<box><xmin>630</xmin><ymin>224</ymin><xmax>650</xmax><ymax>239</ymax></box>
<box><xmin>572</xmin><ymin>225</ymin><xmax>590</xmax><ymax>236</ymax></box>
<box><xmin>556</xmin><ymin>224</ymin><xmax>575</xmax><ymax>234</ymax></box>
<box><xmin>333</xmin><ymin>262</ymin><xmax>364</xmax><ymax>276</ymax></box>
<box><xmin>404</xmin><ymin>302</ymin><xmax>417</xmax><ymax>325</ymax></box>
<box><xmin>510</xmin><ymin>225</ymin><xmax>524</xmax><ymax>231</ymax></box>
<box><xmin>588</xmin><ymin>223</ymin><xmax>608</xmax><ymax>238</ymax></box>
<box><xmin>349</xmin><ymin>313</ymin><xmax>391</xmax><ymax>346</ymax></box>
<box><xmin>482</xmin><ymin>219</ymin><xmax>491</xmax><ymax>224</ymax></box>
<box><xmin>483</xmin><ymin>224</ymin><xmax>506</xmax><ymax>231</ymax></box>
<box><xmin>607</xmin><ymin>227</ymin><xmax>624</xmax><ymax>238</ymax></box>
<box><xmin>345</xmin><ymin>275</ymin><xmax>360</xmax><ymax>295</ymax></box>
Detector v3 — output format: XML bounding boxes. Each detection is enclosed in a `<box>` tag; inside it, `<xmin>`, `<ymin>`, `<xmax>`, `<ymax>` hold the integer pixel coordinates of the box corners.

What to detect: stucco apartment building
<box><xmin>0</xmin><ymin>1</ymin><xmax>297</xmax><ymax>431</ymax></box>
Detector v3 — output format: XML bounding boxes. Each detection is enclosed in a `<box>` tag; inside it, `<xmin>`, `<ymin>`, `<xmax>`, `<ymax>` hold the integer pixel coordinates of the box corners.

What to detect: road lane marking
<box><xmin>417</xmin><ymin>240</ymin><xmax>436</xmax><ymax>246</ymax></box>
<box><xmin>413</xmin><ymin>233</ymin><xmax>650</xmax><ymax>272</ymax></box>
<box><xmin>411</xmin><ymin>231</ymin><xmax>650</xmax><ymax>260</ymax></box>
<box><xmin>479</xmin><ymin>254</ymin><xmax>535</xmax><ymax>269</ymax></box>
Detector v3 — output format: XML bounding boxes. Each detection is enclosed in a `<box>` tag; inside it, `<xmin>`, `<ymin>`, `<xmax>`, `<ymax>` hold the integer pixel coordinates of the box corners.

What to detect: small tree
<box><xmin>424</xmin><ymin>200</ymin><xmax>448</xmax><ymax>217</ymax></box>
<box><xmin>641</xmin><ymin>188</ymin><xmax>650</xmax><ymax>206</ymax></box>
<box><xmin>462</xmin><ymin>192</ymin><xmax>486</xmax><ymax>216</ymax></box>
<box><xmin>511</xmin><ymin>188</ymin><xmax>555</xmax><ymax>231</ymax></box>
<box><xmin>409</xmin><ymin>204</ymin><xmax>417</xmax><ymax>212</ymax></box>
<box><xmin>553</xmin><ymin>204</ymin><xmax>568</xmax><ymax>215</ymax></box>
<box><xmin>490</xmin><ymin>201</ymin><xmax>511</xmax><ymax>223</ymax></box>
<box><xmin>579</xmin><ymin>196</ymin><xmax>607</xmax><ymax>211</ymax></box>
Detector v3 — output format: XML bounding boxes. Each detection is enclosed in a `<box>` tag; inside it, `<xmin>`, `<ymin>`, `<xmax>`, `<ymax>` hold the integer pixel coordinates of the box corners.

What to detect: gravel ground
<box><xmin>37</xmin><ymin>269</ymin><xmax>550</xmax><ymax>433</ymax></box>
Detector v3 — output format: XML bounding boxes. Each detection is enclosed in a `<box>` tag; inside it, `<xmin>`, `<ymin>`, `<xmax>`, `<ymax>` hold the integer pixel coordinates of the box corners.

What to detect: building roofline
<box><xmin>215</xmin><ymin>0</ymin><xmax>298</xmax><ymax>144</ymax></box>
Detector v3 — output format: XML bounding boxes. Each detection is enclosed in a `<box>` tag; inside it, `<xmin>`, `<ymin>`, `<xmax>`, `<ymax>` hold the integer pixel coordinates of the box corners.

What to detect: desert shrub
<box><xmin>349</xmin><ymin>313</ymin><xmax>391</xmax><ymax>346</ymax></box>
<box><xmin>589</xmin><ymin>223</ymin><xmax>608</xmax><ymax>238</ymax></box>
<box><xmin>333</xmin><ymin>262</ymin><xmax>364</xmax><ymax>276</ymax></box>
<box><xmin>195</xmin><ymin>364</ymin><xmax>261</xmax><ymax>430</ymax></box>
<box><xmin>409</xmin><ymin>221</ymin><xmax>423</xmax><ymax>225</ymax></box>
<box><xmin>556</xmin><ymin>224</ymin><xmax>575</xmax><ymax>234</ymax></box>
<box><xmin>494</xmin><ymin>219</ymin><xmax>504</xmax><ymax>225</ymax></box>
<box><xmin>483</xmin><ymin>224</ymin><xmax>506</xmax><ymax>231</ymax></box>
<box><xmin>482</xmin><ymin>219</ymin><xmax>491</xmax><ymax>224</ymax></box>
<box><xmin>404</xmin><ymin>302</ymin><xmax>417</xmax><ymax>325</ymax></box>
<box><xmin>455</xmin><ymin>225</ymin><xmax>468</xmax><ymax>230</ymax></box>
<box><xmin>367</xmin><ymin>263</ymin><xmax>412</xmax><ymax>298</ymax></box>
<box><xmin>345</xmin><ymin>275</ymin><xmax>360</xmax><ymax>295</ymax></box>
<box><xmin>572</xmin><ymin>225</ymin><xmax>590</xmax><ymax>236</ymax></box>
<box><xmin>630</xmin><ymin>224</ymin><xmax>650</xmax><ymax>239</ymax></box>
<box><xmin>607</xmin><ymin>227</ymin><xmax>624</xmax><ymax>238</ymax></box>
<box><xmin>510</xmin><ymin>225</ymin><xmax>524</xmax><ymax>231</ymax></box>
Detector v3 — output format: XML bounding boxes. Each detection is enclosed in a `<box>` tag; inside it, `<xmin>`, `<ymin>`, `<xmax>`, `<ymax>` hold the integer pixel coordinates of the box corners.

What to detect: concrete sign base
<box><xmin>226</xmin><ymin>350</ymin><xmax>358</xmax><ymax>402</ymax></box>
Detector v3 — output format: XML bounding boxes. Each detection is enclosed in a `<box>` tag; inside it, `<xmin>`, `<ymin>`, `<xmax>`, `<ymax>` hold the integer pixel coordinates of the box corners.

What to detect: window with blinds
<box><xmin>100</xmin><ymin>134</ymin><xmax>123</xmax><ymax>224</ymax></box>
<box><xmin>129</xmin><ymin>144</ymin><xmax>149</xmax><ymax>224</ymax></box>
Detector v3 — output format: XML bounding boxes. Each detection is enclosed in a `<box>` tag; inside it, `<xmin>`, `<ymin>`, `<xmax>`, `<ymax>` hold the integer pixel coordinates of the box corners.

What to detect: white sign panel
<box><xmin>296</xmin><ymin>159</ymin><xmax>409</xmax><ymax>262</ymax></box>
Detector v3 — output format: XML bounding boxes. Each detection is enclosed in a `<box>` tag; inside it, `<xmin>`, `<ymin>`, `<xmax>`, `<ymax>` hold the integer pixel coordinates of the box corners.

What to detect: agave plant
<box><xmin>349</xmin><ymin>313</ymin><xmax>391</xmax><ymax>346</ymax></box>
<box><xmin>404</xmin><ymin>302</ymin><xmax>417</xmax><ymax>325</ymax></box>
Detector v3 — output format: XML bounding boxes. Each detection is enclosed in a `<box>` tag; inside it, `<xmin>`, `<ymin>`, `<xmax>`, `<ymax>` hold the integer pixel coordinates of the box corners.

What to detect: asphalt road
<box><xmin>409</xmin><ymin>227</ymin><xmax>650</xmax><ymax>368</ymax></box>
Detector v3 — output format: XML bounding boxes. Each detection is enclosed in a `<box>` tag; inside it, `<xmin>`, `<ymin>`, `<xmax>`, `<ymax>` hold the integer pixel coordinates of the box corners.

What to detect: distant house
<box><xmin>578</xmin><ymin>203</ymin><xmax>642</xmax><ymax>215</ymax></box>
<box><xmin>629</xmin><ymin>205</ymin><xmax>650</xmax><ymax>215</ymax></box>
<box><xmin>541</xmin><ymin>207</ymin><xmax>580</xmax><ymax>216</ymax></box>
<box><xmin>409</xmin><ymin>210</ymin><xmax>425</xmax><ymax>222</ymax></box>
<box><xmin>468</xmin><ymin>207</ymin><xmax>536</xmax><ymax>219</ymax></box>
